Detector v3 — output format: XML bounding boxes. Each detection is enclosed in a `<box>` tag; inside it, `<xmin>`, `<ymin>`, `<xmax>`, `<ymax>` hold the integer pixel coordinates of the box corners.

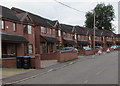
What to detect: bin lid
<box><xmin>23</xmin><ymin>56</ymin><xmax>30</xmax><ymax>58</ymax></box>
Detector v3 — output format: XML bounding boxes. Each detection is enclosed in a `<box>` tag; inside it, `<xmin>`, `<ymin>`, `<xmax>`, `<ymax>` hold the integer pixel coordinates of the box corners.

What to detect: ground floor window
<box><xmin>11</xmin><ymin>44</ymin><xmax>17</xmax><ymax>55</ymax></box>
<box><xmin>28</xmin><ymin>44</ymin><xmax>33</xmax><ymax>54</ymax></box>
<box><xmin>24</xmin><ymin>44</ymin><xmax>28</xmax><ymax>55</ymax></box>
<box><xmin>41</xmin><ymin>42</ymin><xmax>48</xmax><ymax>53</ymax></box>
<box><xmin>49</xmin><ymin>43</ymin><xmax>53</xmax><ymax>53</ymax></box>
<box><xmin>56</xmin><ymin>43</ymin><xmax>59</xmax><ymax>49</ymax></box>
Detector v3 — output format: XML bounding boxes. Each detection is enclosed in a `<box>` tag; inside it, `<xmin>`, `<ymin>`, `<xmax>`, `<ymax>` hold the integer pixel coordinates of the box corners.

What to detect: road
<box><xmin>17</xmin><ymin>51</ymin><xmax>118</xmax><ymax>84</ymax></box>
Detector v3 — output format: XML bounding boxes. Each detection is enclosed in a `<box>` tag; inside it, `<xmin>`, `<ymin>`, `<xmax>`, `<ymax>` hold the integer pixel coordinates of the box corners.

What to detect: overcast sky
<box><xmin>0</xmin><ymin>0</ymin><xmax>119</xmax><ymax>33</ymax></box>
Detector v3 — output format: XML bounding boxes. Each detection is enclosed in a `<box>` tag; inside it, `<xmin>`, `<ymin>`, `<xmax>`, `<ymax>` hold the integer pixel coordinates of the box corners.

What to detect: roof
<box><xmin>1</xmin><ymin>33</ymin><xmax>28</xmax><ymax>43</ymax></box>
<box><xmin>59</xmin><ymin>24</ymin><xmax>76</xmax><ymax>33</ymax></box>
<box><xmin>11</xmin><ymin>7</ymin><xmax>59</xmax><ymax>29</ymax></box>
<box><xmin>63</xmin><ymin>39</ymin><xmax>76</xmax><ymax>45</ymax></box>
<box><xmin>41</xmin><ymin>35</ymin><xmax>60</xmax><ymax>43</ymax></box>
<box><xmin>115</xmin><ymin>34</ymin><xmax>120</xmax><ymax>38</ymax></box>
<box><xmin>16</xmin><ymin>13</ymin><xmax>33</xmax><ymax>24</ymax></box>
<box><xmin>102</xmin><ymin>29</ymin><xmax>115</xmax><ymax>37</ymax></box>
<box><xmin>0</xmin><ymin>6</ymin><xmax>20</xmax><ymax>22</ymax></box>
<box><xmin>75</xmin><ymin>26</ymin><xmax>84</xmax><ymax>35</ymax></box>
<box><xmin>77</xmin><ymin>40</ymin><xmax>90</xmax><ymax>45</ymax></box>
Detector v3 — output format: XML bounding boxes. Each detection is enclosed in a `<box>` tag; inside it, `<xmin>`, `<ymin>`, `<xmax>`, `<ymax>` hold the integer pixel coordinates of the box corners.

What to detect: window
<box><xmin>28</xmin><ymin>25</ymin><xmax>32</xmax><ymax>34</ymax></box>
<box><xmin>68</xmin><ymin>34</ymin><xmax>71</xmax><ymax>38</ymax></box>
<box><xmin>28</xmin><ymin>44</ymin><xmax>33</xmax><ymax>54</ymax></box>
<box><xmin>50</xmin><ymin>29</ymin><xmax>52</xmax><ymax>35</ymax></box>
<box><xmin>1</xmin><ymin>20</ymin><xmax>4</xmax><ymax>29</ymax></box>
<box><xmin>23</xmin><ymin>24</ymin><xmax>27</xmax><ymax>33</ymax></box>
<box><xmin>56</xmin><ymin>29</ymin><xmax>59</xmax><ymax>36</ymax></box>
<box><xmin>41</xmin><ymin>26</ymin><xmax>46</xmax><ymax>33</ymax></box>
<box><xmin>95</xmin><ymin>36</ymin><xmax>97</xmax><ymax>40</ymax></box>
<box><xmin>49</xmin><ymin>43</ymin><xmax>53</xmax><ymax>52</ymax></box>
<box><xmin>24</xmin><ymin>44</ymin><xmax>28</xmax><ymax>54</ymax></box>
<box><xmin>74</xmin><ymin>34</ymin><xmax>77</xmax><ymax>39</ymax></box>
<box><xmin>89</xmin><ymin>36</ymin><xmax>91</xmax><ymax>40</ymax></box>
<box><xmin>41</xmin><ymin>42</ymin><xmax>48</xmax><ymax>53</ymax></box>
<box><xmin>72</xmin><ymin>34</ymin><xmax>75</xmax><ymax>39</ymax></box>
<box><xmin>78</xmin><ymin>35</ymin><xmax>81</xmax><ymax>39</ymax></box>
<box><xmin>10</xmin><ymin>44</ymin><xmax>17</xmax><ymax>56</ymax></box>
<box><xmin>58</xmin><ymin>30</ymin><xmax>61</xmax><ymax>36</ymax></box>
<box><xmin>63</xmin><ymin>32</ymin><xmax>67</xmax><ymax>37</ymax></box>
<box><xmin>13</xmin><ymin>23</ymin><xmax>17</xmax><ymax>31</ymax></box>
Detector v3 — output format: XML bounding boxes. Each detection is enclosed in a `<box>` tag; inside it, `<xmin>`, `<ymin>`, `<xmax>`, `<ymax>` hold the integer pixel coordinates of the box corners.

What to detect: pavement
<box><xmin>2</xmin><ymin>51</ymin><xmax>118</xmax><ymax>85</ymax></box>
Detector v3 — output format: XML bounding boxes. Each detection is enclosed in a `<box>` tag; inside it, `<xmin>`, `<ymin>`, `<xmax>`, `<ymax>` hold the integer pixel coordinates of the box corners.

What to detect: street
<box><xmin>17</xmin><ymin>51</ymin><xmax>118</xmax><ymax>84</ymax></box>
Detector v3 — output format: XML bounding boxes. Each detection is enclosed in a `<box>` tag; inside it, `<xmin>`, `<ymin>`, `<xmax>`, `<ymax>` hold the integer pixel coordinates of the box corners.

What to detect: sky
<box><xmin>0</xmin><ymin>0</ymin><xmax>119</xmax><ymax>33</ymax></box>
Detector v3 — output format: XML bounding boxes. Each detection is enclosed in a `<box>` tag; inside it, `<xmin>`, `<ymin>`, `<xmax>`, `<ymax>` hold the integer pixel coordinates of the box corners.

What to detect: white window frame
<box><xmin>28</xmin><ymin>44</ymin><xmax>33</xmax><ymax>54</ymax></box>
<box><xmin>1</xmin><ymin>20</ymin><xmax>4</xmax><ymax>29</ymax></box>
<box><xmin>41</xmin><ymin>26</ymin><xmax>46</xmax><ymax>33</ymax></box>
<box><xmin>28</xmin><ymin>25</ymin><xmax>32</xmax><ymax>34</ymax></box>
<box><xmin>50</xmin><ymin>28</ymin><xmax>52</xmax><ymax>35</ymax></box>
<box><xmin>13</xmin><ymin>23</ymin><xmax>17</xmax><ymax>31</ymax></box>
<box><xmin>78</xmin><ymin>35</ymin><xmax>81</xmax><ymax>39</ymax></box>
<box><xmin>74</xmin><ymin>34</ymin><xmax>77</xmax><ymax>39</ymax></box>
<box><xmin>58</xmin><ymin>30</ymin><xmax>61</xmax><ymax>36</ymax></box>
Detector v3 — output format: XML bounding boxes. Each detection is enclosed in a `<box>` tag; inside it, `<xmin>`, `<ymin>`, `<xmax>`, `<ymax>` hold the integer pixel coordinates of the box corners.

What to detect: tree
<box><xmin>85</xmin><ymin>3</ymin><xmax>115</xmax><ymax>31</ymax></box>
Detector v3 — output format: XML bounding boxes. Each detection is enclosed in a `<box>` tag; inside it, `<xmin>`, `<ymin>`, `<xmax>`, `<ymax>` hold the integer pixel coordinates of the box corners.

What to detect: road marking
<box><xmin>83</xmin><ymin>80</ymin><xmax>88</xmax><ymax>84</ymax></box>
<box><xmin>96</xmin><ymin>69</ymin><xmax>104</xmax><ymax>75</ymax></box>
<box><xmin>47</xmin><ymin>69</ymin><xmax>53</xmax><ymax>72</ymax></box>
<box><xmin>69</xmin><ymin>62</ymin><xmax>74</xmax><ymax>65</ymax></box>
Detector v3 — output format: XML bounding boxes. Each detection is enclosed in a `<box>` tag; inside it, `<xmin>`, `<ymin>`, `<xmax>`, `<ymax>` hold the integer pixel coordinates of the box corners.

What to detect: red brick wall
<box><xmin>2</xmin><ymin>56</ymin><xmax>40</xmax><ymax>69</ymax></box>
<box><xmin>41</xmin><ymin>53</ymin><xmax>59</xmax><ymax>60</ymax></box>
<box><xmin>2</xmin><ymin>20</ymin><xmax>23</xmax><ymax>35</ymax></box>
<box><xmin>41</xmin><ymin>52</ymin><xmax>78</xmax><ymax>62</ymax></box>
<box><xmin>58</xmin><ymin>52</ymin><xmax>78</xmax><ymax>62</ymax></box>
<box><xmin>2</xmin><ymin>58</ymin><xmax>16</xmax><ymax>68</ymax></box>
<box><xmin>79</xmin><ymin>50</ymin><xmax>94</xmax><ymax>56</ymax></box>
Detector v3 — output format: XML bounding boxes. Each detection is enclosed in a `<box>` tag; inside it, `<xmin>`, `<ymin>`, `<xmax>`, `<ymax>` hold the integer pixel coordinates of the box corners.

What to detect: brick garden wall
<box><xmin>41</xmin><ymin>52</ymin><xmax>78</xmax><ymax>62</ymax></box>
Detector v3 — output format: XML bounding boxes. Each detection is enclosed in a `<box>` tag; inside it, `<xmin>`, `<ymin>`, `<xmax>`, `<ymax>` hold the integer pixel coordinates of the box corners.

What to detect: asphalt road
<box><xmin>17</xmin><ymin>51</ymin><xmax>118</xmax><ymax>84</ymax></box>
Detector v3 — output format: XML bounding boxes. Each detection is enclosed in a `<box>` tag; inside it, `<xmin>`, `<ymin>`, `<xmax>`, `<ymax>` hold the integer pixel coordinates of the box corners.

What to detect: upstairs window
<box><xmin>56</xmin><ymin>29</ymin><xmax>59</xmax><ymax>36</ymax></box>
<box><xmin>23</xmin><ymin>24</ymin><xmax>27</xmax><ymax>33</ymax></box>
<box><xmin>28</xmin><ymin>25</ymin><xmax>32</xmax><ymax>34</ymax></box>
<box><xmin>50</xmin><ymin>28</ymin><xmax>52</xmax><ymax>35</ymax></box>
<box><xmin>78</xmin><ymin>35</ymin><xmax>81</xmax><ymax>39</ymax></box>
<box><xmin>1</xmin><ymin>20</ymin><xmax>4</xmax><ymax>29</ymax></box>
<box><xmin>41</xmin><ymin>26</ymin><xmax>47</xmax><ymax>33</ymax></box>
<box><xmin>63</xmin><ymin>32</ymin><xmax>67</xmax><ymax>37</ymax></box>
<box><xmin>58</xmin><ymin>30</ymin><xmax>61</xmax><ymax>36</ymax></box>
<box><xmin>13</xmin><ymin>23</ymin><xmax>17</xmax><ymax>31</ymax></box>
<box><xmin>68</xmin><ymin>34</ymin><xmax>71</xmax><ymax>38</ymax></box>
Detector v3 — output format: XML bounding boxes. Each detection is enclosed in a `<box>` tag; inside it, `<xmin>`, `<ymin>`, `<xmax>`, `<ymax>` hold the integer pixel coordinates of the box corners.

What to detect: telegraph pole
<box><xmin>93</xmin><ymin>10</ymin><xmax>96</xmax><ymax>52</ymax></box>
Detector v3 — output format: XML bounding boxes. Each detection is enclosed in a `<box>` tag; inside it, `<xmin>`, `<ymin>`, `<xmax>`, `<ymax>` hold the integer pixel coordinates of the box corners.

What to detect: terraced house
<box><xmin>1</xmin><ymin>6</ymin><xmax>118</xmax><ymax>69</ymax></box>
<box><xmin>60</xmin><ymin>24</ymin><xmax>77</xmax><ymax>47</ymax></box>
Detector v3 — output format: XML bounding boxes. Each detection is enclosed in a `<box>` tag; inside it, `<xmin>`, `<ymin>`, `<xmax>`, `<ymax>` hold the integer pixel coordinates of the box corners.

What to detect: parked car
<box><xmin>95</xmin><ymin>46</ymin><xmax>103</xmax><ymax>49</ymax></box>
<box><xmin>83</xmin><ymin>46</ymin><xmax>92</xmax><ymax>50</ymax></box>
<box><xmin>110</xmin><ymin>45</ymin><xmax>118</xmax><ymax>50</ymax></box>
<box><xmin>60</xmin><ymin>47</ymin><xmax>78</xmax><ymax>52</ymax></box>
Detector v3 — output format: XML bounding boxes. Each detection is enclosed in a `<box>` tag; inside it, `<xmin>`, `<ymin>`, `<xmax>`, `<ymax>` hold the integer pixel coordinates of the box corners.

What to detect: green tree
<box><xmin>85</xmin><ymin>3</ymin><xmax>115</xmax><ymax>31</ymax></box>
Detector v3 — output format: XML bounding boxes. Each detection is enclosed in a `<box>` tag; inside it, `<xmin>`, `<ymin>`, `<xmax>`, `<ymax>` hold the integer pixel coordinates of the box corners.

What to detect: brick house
<box><xmin>115</xmin><ymin>34</ymin><xmax>120</xmax><ymax>46</ymax></box>
<box><xmin>59</xmin><ymin>24</ymin><xmax>77</xmax><ymax>47</ymax></box>
<box><xmin>103</xmin><ymin>29</ymin><xmax>115</xmax><ymax>48</ymax></box>
<box><xmin>75</xmin><ymin>26</ymin><xmax>91</xmax><ymax>49</ymax></box>
<box><xmin>1</xmin><ymin>6</ymin><xmax>28</xmax><ymax>57</ymax></box>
